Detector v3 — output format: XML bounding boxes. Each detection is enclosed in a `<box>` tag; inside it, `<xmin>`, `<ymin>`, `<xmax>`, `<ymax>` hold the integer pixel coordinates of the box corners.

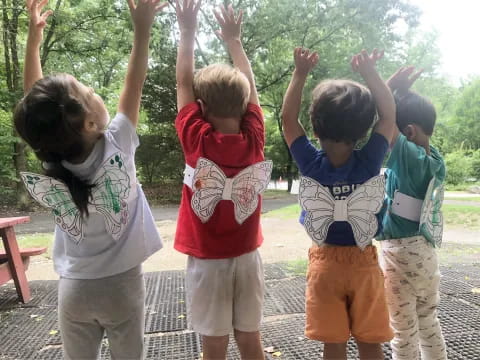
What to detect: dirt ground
<box><xmin>21</xmin><ymin>217</ymin><xmax>480</xmax><ymax>281</ymax></box>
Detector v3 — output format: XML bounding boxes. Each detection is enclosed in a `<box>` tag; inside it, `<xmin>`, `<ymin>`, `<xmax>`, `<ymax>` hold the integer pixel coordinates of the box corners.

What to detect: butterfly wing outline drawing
<box><xmin>420</xmin><ymin>177</ymin><xmax>444</xmax><ymax>247</ymax></box>
<box><xmin>230</xmin><ymin>160</ymin><xmax>273</xmax><ymax>224</ymax></box>
<box><xmin>346</xmin><ymin>175</ymin><xmax>385</xmax><ymax>249</ymax></box>
<box><xmin>20</xmin><ymin>152</ymin><xmax>131</xmax><ymax>243</ymax></box>
<box><xmin>90</xmin><ymin>153</ymin><xmax>131</xmax><ymax>240</ymax></box>
<box><xmin>299</xmin><ymin>175</ymin><xmax>385</xmax><ymax>249</ymax></box>
<box><xmin>190</xmin><ymin>157</ymin><xmax>273</xmax><ymax>224</ymax></box>
<box><xmin>299</xmin><ymin>177</ymin><xmax>336</xmax><ymax>245</ymax></box>
<box><xmin>21</xmin><ymin>172</ymin><xmax>83</xmax><ymax>244</ymax></box>
<box><xmin>190</xmin><ymin>158</ymin><xmax>226</xmax><ymax>223</ymax></box>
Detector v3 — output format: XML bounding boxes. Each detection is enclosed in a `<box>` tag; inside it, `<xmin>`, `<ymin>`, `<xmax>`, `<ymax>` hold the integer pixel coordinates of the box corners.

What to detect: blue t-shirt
<box><xmin>290</xmin><ymin>133</ymin><xmax>389</xmax><ymax>246</ymax></box>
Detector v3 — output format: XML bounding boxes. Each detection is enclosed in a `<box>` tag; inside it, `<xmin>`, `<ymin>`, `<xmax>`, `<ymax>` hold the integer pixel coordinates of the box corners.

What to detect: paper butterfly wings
<box><xmin>299</xmin><ymin>175</ymin><xmax>386</xmax><ymax>249</ymax></box>
<box><xmin>21</xmin><ymin>173</ymin><xmax>84</xmax><ymax>242</ymax></box>
<box><xmin>21</xmin><ymin>153</ymin><xmax>131</xmax><ymax>244</ymax></box>
<box><xmin>190</xmin><ymin>158</ymin><xmax>273</xmax><ymax>224</ymax></box>
<box><xmin>420</xmin><ymin>177</ymin><xmax>444</xmax><ymax>247</ymax></box>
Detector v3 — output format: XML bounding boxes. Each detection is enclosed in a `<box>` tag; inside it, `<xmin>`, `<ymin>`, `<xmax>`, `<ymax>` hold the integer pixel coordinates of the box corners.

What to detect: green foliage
<box><xmin>2</xmin><ymin>0</ymin><xmax>477</xmax><ymax>206</ymax></box>
<box><xmin>445</xmin><ymin>150</ymin><xmax>473</xmax><ymax>185</ymax></box>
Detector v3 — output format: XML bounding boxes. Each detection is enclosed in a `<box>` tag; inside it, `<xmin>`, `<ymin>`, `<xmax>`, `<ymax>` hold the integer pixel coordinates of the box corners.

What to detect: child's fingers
<box><xmin>213</xmin><ymin>9</ymin><xmax>225</xmax><ymax>26</ymax></box>
<box><xmin>40</xmin><ymin>9</ymin><xmax>53</xmax><ymax>22</ymax></box>
<box><xmin>193</xmin><ymin>0</ymin><xmax>201</xmax><ymax>14</ymax></box>
<box><xmin>235</xmin><ymin>9</ymin><xmax>243</xmax><ymax>25</ymax></box>
<box><xmin>127</xmin><ymin>0</ymin><xmax>136</xmax><ymax>12</ymax></box>
<box><xmin>227</xmin><ymin>4</ymin><xmax>235</xmax><ymax>21</ymax></box>
<box><xmin>214</xmin><ymin>30</ymin><xmax>224</xmax><ymax>41</ymax></box>
<box><xmin>219</xmin><ymin>4</ymin><xmax>229</xmax><ymax>21</ymax></box>
<box><xmin>37</xmin><ymin>0</ymin><xmax>49</xmax><ymax>12</ymax></box>
<box><xmin>410</xmin><ymin>68</ymin><xmax>424</xmax><ymax>83</ymax></box>
<box><xmin>360</xmin><ymin>49</ymin><xmax>369</xmax><ymax>62</ymax></box>
<box><xmin>350</xmin><ymin>55</ymin><xmax>359</xmax><ymax>70</ymax></box>
<box><xmin>155</xmin><ymin>2</ymin><xmax>168</xmax><ymax>12</ymax></box>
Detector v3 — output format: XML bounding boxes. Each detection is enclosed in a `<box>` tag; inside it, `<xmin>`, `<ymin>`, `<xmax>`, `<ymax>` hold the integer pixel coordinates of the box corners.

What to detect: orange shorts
<box><xmin>305</xmin><ymin>245</ymin><xmax>393</xmax><ymax>343</ymax></box>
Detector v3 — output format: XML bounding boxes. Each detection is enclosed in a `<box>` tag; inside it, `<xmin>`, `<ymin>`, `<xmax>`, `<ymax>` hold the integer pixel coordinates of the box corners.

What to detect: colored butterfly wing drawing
<box><xmin>190</xmin><ymin>158</ymin><xmax>225</xmax><ymax>223</ymax></box>
<box><xmin>231</xmin><ymin>160</ymin><xmax>273</xmax><ymax>224</ymax></box>
<box><xmin>420</xmin><ymin>178</ymin><xmax>444</xmax><ymax>247</ymax></box>
<box><xmin>346</xmin><ymin>175</ymin><xmax>385</xmax><ymax>249</ymax></box>
<box><xmin>91</xmin><ymin>153</ymin><xmax>131</xmax><ymax>240</ymax></box>
<box><xmin>298</xmin><ymin>177</ymin><xmax>336</xmax><ymax>245</ymax></box>
<box><xmin>20</xmin><ymin>172</ymin><xmax>83</xmax><ymax>243</ymax></box>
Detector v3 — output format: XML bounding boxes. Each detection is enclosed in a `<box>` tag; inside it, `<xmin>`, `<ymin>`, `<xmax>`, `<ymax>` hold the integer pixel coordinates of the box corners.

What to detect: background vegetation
<box><xmin>2</xmin><ymin>0</ymin><xmax>479</xmax><ymax>209</ymax></box>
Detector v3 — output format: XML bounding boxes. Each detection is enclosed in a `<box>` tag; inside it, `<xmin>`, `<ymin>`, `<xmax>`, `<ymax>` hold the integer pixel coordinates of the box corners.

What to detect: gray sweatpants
<box><xmin>380</xmin><ymin>236</ymin><xmax>447</xmax><ymax>360</ymax></box>
<box><xmin>58</xmin><ymin>265</ymin><xmax>145</xmax><ymax>360</ymax></box>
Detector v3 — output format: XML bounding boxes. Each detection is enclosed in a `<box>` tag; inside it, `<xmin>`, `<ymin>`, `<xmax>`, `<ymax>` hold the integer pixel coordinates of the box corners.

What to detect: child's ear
<box><xmin>404</xmin><ymin>124</ymin><xmax>416</xmax><ymax>141</ymax></box>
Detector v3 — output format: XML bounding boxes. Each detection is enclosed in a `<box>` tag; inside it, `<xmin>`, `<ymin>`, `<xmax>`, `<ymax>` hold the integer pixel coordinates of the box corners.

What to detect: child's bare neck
<box><xmin>321</xmin><ymin>140</ymin><xmax>354</xmax><ymax>168</ymax></box>
<box><xmin>208</xmin><ymin>115</ymin><xmax>241</xmax><ymax>134</ymax></box>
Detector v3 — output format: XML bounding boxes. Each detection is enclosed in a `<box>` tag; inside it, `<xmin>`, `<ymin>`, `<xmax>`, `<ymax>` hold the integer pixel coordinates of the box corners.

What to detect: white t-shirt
<box><xmin>54</xmin><ymin>113</ymin><xmax>162</xmax><ymax>279</ymax></box>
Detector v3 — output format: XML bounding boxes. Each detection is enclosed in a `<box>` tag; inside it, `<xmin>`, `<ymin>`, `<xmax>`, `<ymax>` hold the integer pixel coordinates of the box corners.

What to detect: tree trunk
<box><xmin>3</xmin><ymin>0</ymin><xmax>29</xmax><ymax>208</ymax></box>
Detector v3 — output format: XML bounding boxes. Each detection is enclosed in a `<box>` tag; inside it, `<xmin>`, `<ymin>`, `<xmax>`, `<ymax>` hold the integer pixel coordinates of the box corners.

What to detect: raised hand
<box><xmin>214</xmin><ymin>4</ymin><xmax>242</xmax><ymax>43</ymax></box>
<box><xmin>293</xmin><ymin>47</ymin><xmax>319</xmax><ymax>77</ymax></box>
<box><xmin>26</xmin><ymin>0</ymin><xmax>53</xmax><ymax>44</ymax></box>
<box><xmin>175</xmin><ymin>0</ymin><xmax>201</xmax><ymax>35</ymax></box>
<box><xmin>351</xmin><ymin>49</ymin><xmax>384</xmax><ymax>77</ymax></box>
<box><xmin>128</xmin><ymin>0</ymin><xmax>168</xmax><ymax>34</ymax></box>
<box><xmin>387</xmin><ymin>66</ymin><xmax>424</xmax><ymax>95</ymax></box>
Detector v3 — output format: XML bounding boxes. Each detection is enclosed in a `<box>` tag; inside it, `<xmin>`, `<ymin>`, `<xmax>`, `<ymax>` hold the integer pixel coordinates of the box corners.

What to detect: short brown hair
<box><xmin>193</xmin><ymin>64</ymin><xmax>250</xmax><ymax>118</ymax></box>
<box><xmin>310</xmin><ymin>79</ymin><xmax>376</xmax><ymax>143</ymax></box>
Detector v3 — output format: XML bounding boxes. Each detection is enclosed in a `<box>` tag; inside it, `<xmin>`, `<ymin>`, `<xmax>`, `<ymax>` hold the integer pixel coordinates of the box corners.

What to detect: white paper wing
<box><xmin>346</xmin><ymin>175</ymin><xmax>386</xmax><ymax>249</ymax></box>
<box><xmin>190</xmin><ymin>158</ymin><xmax>225</xmax><ymax>223</ymax></box>
<box><xmin>231</xmin><ymin>160</ymin><xmax>273</xmax><ymax>224</ymax></box>
<box><xmin>21</xmin><ymin>172</ymin><xmax>83</xmax><ymax>243</ymax></box>
<box><xmin>299</xmin><ymin>176</ymin><xmax>336</xmax><ymax>245</ymax></box>
<box><xmin>91</xmin><ymin>153</ymin><xmax>131</xmax><ymax>240</ymax></box>
<box><xmin>420</xmin><ymin>178</ymin><xmax>444</xmax><ymax>247</ymax></box>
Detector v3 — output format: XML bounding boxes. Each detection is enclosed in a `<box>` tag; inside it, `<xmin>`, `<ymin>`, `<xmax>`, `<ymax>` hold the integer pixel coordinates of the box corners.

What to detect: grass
<box><xmin>443</xmin><ymin>204</ymin><xmax>480</xmax><ymax>229</ymax></box>
<box><xmin>444</xmin><ymin>196</ymin><xmax>480</xmax><ymax>202</ymax></box>
<box><xmin>262</xmin><ymin>189</ymin><xmax>293</xmax><ymax>200</ymax></box>
<box><xmin>263</xmin><ymin>203</ymin><xmax>301</xmax><ymax>219</ymax></box>
<box><xmin>0</xmin><ymin>233</ymin><xmax>53</xmax><ymax>259</ymax></box>
<box><xmin>285</xmin><ymin>259</ymin><xmax>308</xmax><ymax>276</ymax></box>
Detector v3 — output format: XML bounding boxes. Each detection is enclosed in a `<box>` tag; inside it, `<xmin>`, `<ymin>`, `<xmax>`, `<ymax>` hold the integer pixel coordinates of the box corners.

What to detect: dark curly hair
<box><xmin>309</xmin><ymin>79</ymin><xmax>377</xmax><ymax>143</ymax></box>
<box><xmin>14</xmin><ymin>74</ymin><xmax>94</xmax><ymax>217</ymax></box>
<box><xmin>395</xmin><ymin>90</ymin><xmax>436</xmax><ymax>136</ymax></box>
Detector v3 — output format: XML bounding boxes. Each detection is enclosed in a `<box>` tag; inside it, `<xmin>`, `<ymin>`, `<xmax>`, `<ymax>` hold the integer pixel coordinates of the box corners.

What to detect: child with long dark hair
<box><xmin>15</xmin><ymin>0</ymin><xmax>166</xmax><ymax>358</ymax></box>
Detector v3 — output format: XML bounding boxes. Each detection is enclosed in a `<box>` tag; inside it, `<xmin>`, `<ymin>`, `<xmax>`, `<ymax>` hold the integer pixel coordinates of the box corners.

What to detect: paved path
<box><xmin>8</xmin><ymin>195</ymin><xmax>479</xmax><ymax>235</ymax></box>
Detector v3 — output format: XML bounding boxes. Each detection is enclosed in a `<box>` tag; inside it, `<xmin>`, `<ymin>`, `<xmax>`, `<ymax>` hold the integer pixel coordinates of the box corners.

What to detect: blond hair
<box><xmin>193</xmin><ymin>64</ymin><xmax>250</xmax><ymax>118</ymax></box>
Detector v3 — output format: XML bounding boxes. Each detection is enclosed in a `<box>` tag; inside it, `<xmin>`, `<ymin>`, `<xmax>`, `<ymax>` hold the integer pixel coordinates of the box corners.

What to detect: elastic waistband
<box><xmin>308</xmin><ymin>245</ymin><xmax>378</xmax><ymax>266</ymax></box>
<box><xmin>380</xmin><ymin>236</ymin><xmax>430</xmax><ymax>249</ymax></box>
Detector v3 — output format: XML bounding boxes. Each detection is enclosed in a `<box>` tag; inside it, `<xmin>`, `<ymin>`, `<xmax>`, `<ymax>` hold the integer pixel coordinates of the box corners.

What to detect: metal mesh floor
<box><xmin>1</xmin><ymin>264</ymin><xmax>480</xmax><ymax>359</ymax></box>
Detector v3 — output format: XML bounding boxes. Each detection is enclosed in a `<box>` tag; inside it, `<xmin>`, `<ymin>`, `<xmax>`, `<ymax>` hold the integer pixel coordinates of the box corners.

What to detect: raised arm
<box><xmin>214</xmin><ymin>5</ymin><xmax>258</xmax><ymax>105</ymax></box>
<box><xmin>281</xmin><ymin>47</ymin><xmax>319</xmax><ymax>147</ymax></box>
<box><xmin>118</xmin><ymin>0</ymin><xmax>168</xmax><ymax>127</ymax></box>
<box><xmin>387</xmin><ymin>66</ymin><xmax>423</xmax><ymax>97</ymax></box>
<box><xmin>24</xmin><ymin>0</ymin><xmax>53</xmax><ymax>93</ymax></box>
<box><xmin>175</xmin><ymin>0</ymin><xmax>201</xmax><ymax>111</ymax></box>
<box><xmin>385</xmin><ymin>66</ymin><xmax>424</xmax><ymax>145</ymax></box>
<box><xmin>351</xmin><ymin>49</ymin><xmax>396</xmax><ymax>145</ymax></box>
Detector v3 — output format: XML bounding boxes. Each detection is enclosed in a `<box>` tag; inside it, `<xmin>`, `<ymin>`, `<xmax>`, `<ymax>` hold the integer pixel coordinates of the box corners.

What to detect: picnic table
<box><xmin>0</xmin><ymin>217</ymin><xmax>47</xmax><ymax>303</ymax></box>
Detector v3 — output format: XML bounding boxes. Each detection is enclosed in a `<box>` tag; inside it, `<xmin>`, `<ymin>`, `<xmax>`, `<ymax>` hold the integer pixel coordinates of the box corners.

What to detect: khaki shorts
<box><xmin>186</xmin><ymin>249</ymin><xmax>264</xmax><ymax>336</ymax></box>
<box><xmin>305</xmin><ymin>245</ymin><xmax>393</xmax><ymax>343</ymax></box>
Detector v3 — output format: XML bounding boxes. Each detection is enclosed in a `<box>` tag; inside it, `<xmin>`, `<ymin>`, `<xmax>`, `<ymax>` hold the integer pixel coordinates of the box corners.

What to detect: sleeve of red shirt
<box><xmin>241</xmin><ymin>103</ymin><xmax>265</xmax><ymax>149</ymax></box>
<box><xmin>175</xmin><ymin>102</ymin><xmax>212</xmax><ymax>155</ymax></box>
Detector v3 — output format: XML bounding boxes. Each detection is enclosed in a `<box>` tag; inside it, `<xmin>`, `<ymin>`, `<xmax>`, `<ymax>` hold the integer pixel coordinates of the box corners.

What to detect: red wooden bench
<box><xmin>0</xmin><ymin>217</ymin><xmax>47</xmax><ymax>303</ymax></box>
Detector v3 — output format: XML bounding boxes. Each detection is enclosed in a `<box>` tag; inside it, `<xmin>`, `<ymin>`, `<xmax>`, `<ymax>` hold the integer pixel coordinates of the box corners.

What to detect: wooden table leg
<box><xmin>1</xmin><ymin>227</ymin><xmax>31</xmax><ymax>303</ymax></box>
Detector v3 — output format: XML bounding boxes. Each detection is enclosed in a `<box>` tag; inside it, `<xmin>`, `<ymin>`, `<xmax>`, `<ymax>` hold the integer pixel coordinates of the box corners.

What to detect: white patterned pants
<box><xmin>380</xmin><ymin>236</ymin><xmax>447</xmax><ymax>360</ymax></box>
